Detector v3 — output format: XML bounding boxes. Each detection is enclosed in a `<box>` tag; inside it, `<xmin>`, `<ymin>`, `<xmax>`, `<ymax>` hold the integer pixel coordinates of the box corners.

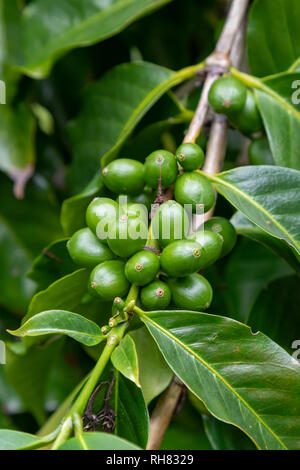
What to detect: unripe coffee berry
<box><xmin>176</xmin><ymin>143</ymin><xmax>204</xmax><ymax>171</ymax></box>
<box><xmin>174</xmin><ymin>172</ymin><xmax>215</xmax><ymax>213</ymax></box>
<box><xmin>203</xmin><ymin>216</ymin><xmax>237</xmax><ymax>257</ymax></box>
<box><xmin>143</xmin><ymin>150</ymin><xmax>178</xmax><ymax>188</ymax></box>
<box><xmin>67</xmin><ymin>227</ymin><xmax>115</xmax><ymax>267</ymax></box>
<box><xmin>90</xmin><ymin>260</ymin><xmax>130</xmax><ymax>301</ymax></box>
<box><xmin>140</xmin><ymin>280</ymin><xmax>171</xmax><ymax>310</ymax></box>
<box><xmin>160</xmin><ymin>240</ymin><xmax>205</xmax><ymax>277</ymax></box>
<box><xmin>188</xmin><ymin>230</ymin><xmax>223</xmax><ymax>268</ymax></box>
<box><xmin>107</xmin><ymin>214</ymin><xmax>147</xmax><ymax>257</ymax></box>
<box><xmin>125</xmin><ymin>251</ymin><xmax>160</xmax><ymax>286</ymax></box>
<box><xmin>86</xmin><ymin>197</ymin><xmax>118</xmax><ymax>237</ymax></box>
<box><xmin>102</xmin><ymin>159</ymin><xmax>144</xmax><ymax>195</ymax></box>
<box><xmin>169</xmin><ymin>273</ymin><xmax>213</xmax><ymax>311</ymax></box>
<box><xmin>208</xmin><ymin>76</ymin><xmax>247</xmax><ymax>115</ymax></box>
<box><xmin>151</xmin><ymin>200</ymin><xmax>190</xmax><ymax>248</ymax></box>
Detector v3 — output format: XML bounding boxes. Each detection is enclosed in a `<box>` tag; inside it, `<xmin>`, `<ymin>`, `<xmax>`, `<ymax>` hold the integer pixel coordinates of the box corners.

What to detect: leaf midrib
<box><xmin>202</xmin><ymin>171</ymin><xmax>299</xmax><ymax>253</ymax></box>
<box><xmin>15</xmin><ymin>326</ymin><xmax>102</xmax><ymax>341</ymax></box>
<box><xmin>22</xmin><ymin>0</ymin><xmax>170</xmax><ymax>68</ymax></box>
<box><xmin>142</xmin><ymin>313</ymin><xmax>287</xmax><ymax>450</ymax></box>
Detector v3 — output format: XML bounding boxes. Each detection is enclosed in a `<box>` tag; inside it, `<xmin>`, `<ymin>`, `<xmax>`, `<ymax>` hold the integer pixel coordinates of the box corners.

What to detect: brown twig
<box><xmin>183</xmin><ymin>0</ymin><xmax>248</xmax><ymax>145</ymax></box>
<box><xmin>146</xmin><ymin>0</ymin><xmax>249</xmax><ymax>451</ymax></box>
<box><xmin>146</xmin><ymin>377</ymin><xmax>184</xmax><ymax>450</ymax></box>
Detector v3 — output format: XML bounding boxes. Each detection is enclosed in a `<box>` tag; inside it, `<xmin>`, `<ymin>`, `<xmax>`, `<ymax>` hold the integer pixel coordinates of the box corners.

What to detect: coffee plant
<box><xmin>0</xmin><ymin>0</ymin><xmax>299</xmax><ymax>451</ymax></box>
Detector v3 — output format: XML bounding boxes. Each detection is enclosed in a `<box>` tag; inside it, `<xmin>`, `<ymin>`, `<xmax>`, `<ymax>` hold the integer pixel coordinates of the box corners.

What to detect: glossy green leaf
<box><xmin>255</xmin><ymin>73</ymin><xmax>300</xmax><ymax>170</ymax></box>
<box><xmin>247</xmin><ymin>276</ymin><xmax>300</xmax><ymax>351</ymax></box>
<box><xmin>9</xmin><ymin>310</ymin><xmax>104</xmax><ymax>346</ymax></box>
<box><xmin>0</xmin><ymin>104</ymin><xmax>35</xmax><ymax>198</ymax></box>
<box><xmin>59</xmin><ymin>432</ymin><xmax>140</xmax><ymax>450</ymax></box>
<box><xmin>27</xmin><ymin>238</ymin><xmax>77</xmax><ymax>291</ymax></box>
<box><xmin>24</xmin><ymin>268</ymin><xmax>90</xmax><ymax>323</ymax></box>
<box><xmin>247</xmin><ymin>0</ymin><xmax>300</xmax><ymax>76</ymax></box>
<box><xmin>67</xmin><ymin>61</ymin><xmax>198</xmax><ymax>191</ymax></box>
<box><xmin>111</xmin><ymin>335</ymin><xmax>140</xmax><ymax>386</ymax></box>
<box><xmin>0</xmin><ymin>430</ymin><xmax>54</xmax><ymax>450</ymax></box>
<box><xmin>205</xmin><ymin>166</ymin><xmax>300</xmax><ymax>255</ymax></box>
<box><xmin>231</xmin><ymin>212</ymin><xmax>300</xmax><ymax>275</ymax></box>
<box><xmin>130</xmin><ymin>327</ymin><xmax>172</xmax><ymax>404</ymax></box>
<box><xmin>61</xmin><ymin>172</ymin><xmax>104</xmax><ymax>236</ymax></box>
<box><xmin>12</xmin><ymin>0</ymin><xmax>172</xmax><ymax>78</ymax></box>
<box><xmin>224</xmin><ymin>238</ymin><xmax>292</xmax><ymax>322</ymax></box>
<box><xmin>140</xmin><ymin>309</ymin><xmax>300</xmax><ymax>450</ymax></box>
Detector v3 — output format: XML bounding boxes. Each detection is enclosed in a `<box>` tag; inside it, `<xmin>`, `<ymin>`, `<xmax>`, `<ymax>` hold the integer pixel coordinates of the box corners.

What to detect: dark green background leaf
<box><xmin>24</xmin><ymin>269</ymin><xmax>90</xmax><ymax>323</ymax></box>
<box><xmin>247</xmin><ymin>276</ymin><xmax>300</xmax><ymax>352</ymax></box>
<box><xmin>224</xmin><ymin>238</ymin><xmax>292</xmax><ymax>322</ymax></box>
<box><xmin>61</xmin><ymin>172</ymin><xmax>104</xmax><ymax>235</ymax></box>
<box><xmin>5</xmin><ymin>338</ymin><xmax>63</xmax><ymax>424</ymax></box>
<box><xmin>27</xmin><ymin>239</ymin><xmax>77</xmax><ymax>291</ymax></box>
<box><xmin>67</xmin><ymin>61</ymin><xmax>196</xmax><ymax>192</ymax></box>
<box><xmin>247</xmin><ymin>0</ymin><xmax>300</xmax><ymax>76</ymax></box>
<box><xmin>202</xmin><ymin>415</ymin><xmax>255</xmax><ymax>450</ymax></box>
<box><xmin>12</xmin><ymin>0</ymin><xmax>173</xmax><ymax>78</ymax></box>
<box><xmin>231</xmin><ymin>212</ymin><xmax>300</xmax><ymax>275</ymax></box>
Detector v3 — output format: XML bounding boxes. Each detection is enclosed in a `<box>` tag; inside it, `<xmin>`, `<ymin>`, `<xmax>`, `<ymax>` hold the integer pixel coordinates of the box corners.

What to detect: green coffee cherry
<box><xmin>125</xmin><ymin>250</ymin><xmax>160</xmax><ymax>286</ymax></box>
<box><xmin>151</xmin><ymin>200</ymin><xmax>190</xmax><ymax>248</ymax></box>
<box><xmin>169</xmin><ymin>274</ymin><xmax>213</xmax><ymax>311</ymax></box>
<box><xmin>229</xmin><ymin>90</ymin><xmax>262</xmax><ymax>135</ymax></box>
<box><xmin>90</xmin><ymin>260</ymin><xmax>130</xmax><ymax>301</ymax></box>
<box><xmin>188</xmin><ymin>230</ymin><xmax>223</xmax><ymax>268</ymax></box>
<box><xmin>107</xmin><ymin>214</ymin><xmax>147</xmax><ymax>257</ymax></box>
<box><xmin>175</xmin><ymin>143</ymin><xmax>204</xmax><ymax>171</ymax></box>
<box><xmin>143</xmin><ymin>150</ymin><xmax>178</xmax><ymax>189</ymax></box>
<box><xmin>248</xmin><ymin>136</ymin><xmax>274</xmax><ymax>165</ymax></box>
<box><xmin>102</xmin><ymin>159</ymin><xmax>144</xmax><ymax>195</ymax></box>
<box><xmin>174</xmin><ymin>172</ymin><xmax>215</xmax><ymax>213</ymax></box>
<box><xmin>140</xmin><ymin>280</ymin><xmax>171</xmax><ymax>310</ymax></box>
<box><xmin>208</xmin><ymin>76</ymin><xmax>247</xmax><ymax>115</ymax></box>
<box><xmin>67</xmin><ymin>228</ymin><xmax>115</xmax><ymax>267</ymax></box>
<box><xmin>86</xmin><ymin>197</ymin><xmax>118</xmax><ymax>238</ymax></box>
<box><xmin>203</xmin><ymin>217</ymin><xmax>237</xmax><ymax>257</ymax></box>
<box><xmin>160</xmin><ymin>240</ymin><xmax>205</xmax><ymax>277</ymax></box>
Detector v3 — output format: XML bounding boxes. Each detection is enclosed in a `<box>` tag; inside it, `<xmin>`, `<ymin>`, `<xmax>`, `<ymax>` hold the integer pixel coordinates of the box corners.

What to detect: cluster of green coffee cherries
<box><xmin>67</xmin><ymin>143</ymin><xmax>237</xmax><ymax>320</ymax></box>
<box><xmin>208</xmin><ymin>75</ymin><xmax>274</xmax><ymax>165</ymax></box>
